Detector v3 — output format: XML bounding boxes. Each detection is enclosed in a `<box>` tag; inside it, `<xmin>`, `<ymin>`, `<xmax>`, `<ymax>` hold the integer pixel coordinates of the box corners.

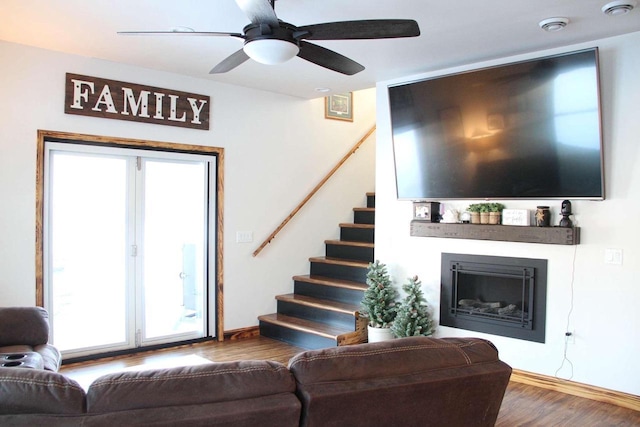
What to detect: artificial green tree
<box><xmin>391</xmin><ymin>275</ymin><xmax>434</xmax><ymax>337</ymax></box>
<box><xmin>360</xmin><ymin>260</ymin><xmax>398</xmax><ymax>328</ymax></box>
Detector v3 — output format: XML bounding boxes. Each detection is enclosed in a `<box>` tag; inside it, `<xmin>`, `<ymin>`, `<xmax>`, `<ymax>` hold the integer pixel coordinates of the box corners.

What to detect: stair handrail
<box><xmin>253</xmin><ymin>125</ymin><xmax>376</xmax><ymax>257</ymax></box>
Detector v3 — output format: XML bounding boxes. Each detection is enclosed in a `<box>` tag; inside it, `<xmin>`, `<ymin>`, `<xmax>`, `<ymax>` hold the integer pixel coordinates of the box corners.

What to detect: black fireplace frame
<box><xmin>440</xmin><ymin>253</ymin><xmax>547</xmax><ymax>343</ymax></box>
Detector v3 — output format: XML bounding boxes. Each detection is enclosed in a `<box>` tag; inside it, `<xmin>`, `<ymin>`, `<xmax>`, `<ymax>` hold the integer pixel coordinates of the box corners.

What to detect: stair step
<box><xmin>293</xmin><ymin>275</ymin><xmax>366</xmax><ymax>306</ymax></box>
<box><xmin>309</xmin><ymin>256</ymin><xmax>369</xmax><ymax>283</ymax></box>
<box><xmin>339</xmin><ymin>223</ymin><xmax>375</xmax><ymax>230</ymax></box>
<box><xmin>309</xmin><ymin>256</ymin><xmax>369</xmax><ymax>269</ymax></box>
<box><xmin>260</xmin><ymin>313</ymin><xmax>349</xmax><ymax>339</ymax></box>
<box><xmin>366</xmin><ymin>192</ymin><xmax>375</xmax><ymax>209</ymax></box>
<box><xmin>294</xmin><ymin>275</ymin><xmax>367</xmax><ymax>291</ymax></box>
<box><xmin>276</xmin><ymin>294</ymin><xmax>359</xmax><ymax>329</ymax></box>
<box><xmin>324</xmin><ymin>239</ymin><xmax>374</xmax><ymax>248</ymax></box>
<box><xmin>259</xmin><ymin>313</ymin><xmax>355</xmax><ymax>349</ymax></box>
<box><xmin>325</xmin><ymin>239</ymin><xmax>374</xmax><ymax>263</ymax></box>
<box><xmin>340</xmin><ymin>223</ymin><xmax>374</xmax><ymax>243</ymax></box>
<box><xmin>259</xmin><ymin>313</ymin><xmax>367</xmax><ymax>349</ymax></box>
<box><xmin>353</xmin><ymin>207</ymin><xmax>375</xmax><ymax>225</ymax></box>
<box><xmin>276</xmin><ymin>293</ymin><xmax>359</xmax><ymax>315</ymax></box>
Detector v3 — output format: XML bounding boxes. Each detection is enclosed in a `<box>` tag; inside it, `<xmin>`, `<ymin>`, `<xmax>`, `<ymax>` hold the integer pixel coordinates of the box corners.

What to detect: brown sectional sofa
<box><xmin>0</xmin><ymin>336</ymin><xmax>511</xmax><ymax>426</ymax></box>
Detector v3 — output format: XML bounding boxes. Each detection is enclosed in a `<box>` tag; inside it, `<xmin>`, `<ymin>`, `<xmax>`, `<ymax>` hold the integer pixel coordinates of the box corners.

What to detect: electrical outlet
<box><xmin>236</xmin><ymin>231</ymin><xmax>253</xmax><ymax>243</ymax></box>
<box><xmin>605</xmin><ymin>248</ymin><xmax>623</xmax><ymax>265</ymax></box>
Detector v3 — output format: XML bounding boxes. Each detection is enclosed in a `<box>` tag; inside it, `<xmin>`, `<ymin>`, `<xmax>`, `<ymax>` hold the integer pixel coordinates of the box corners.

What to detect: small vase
<box><xmin>470</xmin><ymin>212</ymin><xmax>480</xmax><ymax>224</ymax></box>
<box><xmin>480</xmin><ymin>212</ymin><xmax>490</xmax><ymax>224</ymax></box>
<box><xmin>367</xmin><ymin>326</ymin><xmax>394</xmax><ymax>343</ymax></box>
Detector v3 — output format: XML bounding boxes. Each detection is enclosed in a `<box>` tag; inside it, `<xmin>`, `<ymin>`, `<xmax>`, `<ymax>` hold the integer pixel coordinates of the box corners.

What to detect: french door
<box><xmin>43</xmin><ymin>142</ymin><xmax>215</xmax><ymax>358</ymax></box>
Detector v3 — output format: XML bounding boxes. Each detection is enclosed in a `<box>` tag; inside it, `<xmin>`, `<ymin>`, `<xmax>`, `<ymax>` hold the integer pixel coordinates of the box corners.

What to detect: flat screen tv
<box><xmin>388</xmin><ymin>48</ymin><xmax>604</xmax><ymax>200</ymax></box>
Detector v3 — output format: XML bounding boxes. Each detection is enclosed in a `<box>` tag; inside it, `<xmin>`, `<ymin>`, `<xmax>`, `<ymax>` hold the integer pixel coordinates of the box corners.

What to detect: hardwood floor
<box><xmin>60</xmin><ymin>337</ymin><xmax>640</xmax><ymax>426</ymax></box>
<box><xmin>60</xmin><ymin>337</ymin><xmax>305</xmax><ymax>390</ymax></box>
<box><xmin>497</xmin><ymin>382</ymin><xmax>640</xmax><ymax>426</ymax></box>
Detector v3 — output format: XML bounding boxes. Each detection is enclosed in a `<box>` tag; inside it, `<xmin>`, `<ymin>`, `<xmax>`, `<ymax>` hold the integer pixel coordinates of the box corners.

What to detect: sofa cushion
<box><xmin>0</xmin><ymin>307</ymin><xmax>50</xmax><ymax>347</ymax></box>
<box><xmin>288</xmin><ymin>337</ymin><xmax>512</xmax><ymax>427</ymax></box>
<box><xmin>0</xmin><ymin>367</ymin><xmax>86</xmax><ymax>415</ymax></box>
<box><xmin>86</xmin><ymin>359</ymin><xmax>297</xmax><ymax>413</ymax></box>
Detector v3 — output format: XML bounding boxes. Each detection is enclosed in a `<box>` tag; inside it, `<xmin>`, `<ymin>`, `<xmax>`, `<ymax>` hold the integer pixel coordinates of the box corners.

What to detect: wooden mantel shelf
<box><xmin>410</xmin><ymin>221</ymin><xmax>580</xmax><ymax>245</ymax></box>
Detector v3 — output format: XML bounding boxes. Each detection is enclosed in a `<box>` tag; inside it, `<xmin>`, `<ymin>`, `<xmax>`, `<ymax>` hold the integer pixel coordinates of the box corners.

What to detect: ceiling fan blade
<box><xmin>118</xmin><ymin>30</ymin><xmax>243</xmax><ymax>38</ymax></box>
<box><xmin>297</xmin><ymin>41</ymin><xmax>364</xmax><ymax>75</ymax></box>
<box><xmin>210</xmin><ymin>49</ymin><xmax>250</xmax><ymax>74</ymax></box>
<box><xmin>234</xmin><ymin>0</ymin><xmax>279</xmax><ymax>26</ymax></box>
<box><xmin>297</xmin><ymin>19</ymin><xmax>420</xmax><ymax>40</ymax></box>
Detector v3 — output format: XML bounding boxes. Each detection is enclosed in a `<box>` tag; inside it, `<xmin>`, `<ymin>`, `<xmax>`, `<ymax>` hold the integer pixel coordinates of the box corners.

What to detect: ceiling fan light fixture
<box><xmin>601</xmin><ymin>0</ymin><xmax>636</xmax><ymax>15</ymax></box>
<box><xmin>170</xmin><ymin>26</ymin><xmax>195</xmax><ymax>33</ymax></box>
<box><xmin>243</xmin><ymin>39</ymin><xmax>299</xmax><ymax>65</ymax></box>
<box><xmin>538</xmin><ymin>17</ymin><xmax>570</xmax><ymax>32</ymax></box>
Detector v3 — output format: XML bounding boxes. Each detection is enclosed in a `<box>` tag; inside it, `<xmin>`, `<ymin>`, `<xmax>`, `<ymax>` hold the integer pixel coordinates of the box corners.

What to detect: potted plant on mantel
<box><xmin>360</xmin><ymin>260</ymin><xmax>398</xmax><ymax>342</ymax></box>
<box><xmin>467</xmin><ymin>203</ymin><xmax>505</xmax><ymax>225</ymax></box>
<box><xmin>467</xmin><ymin>203</ymin><xmax>484</xmax><ymax>224</ymax></box>
<box><xmin>489</xmin><ymin>203</ymin><xmax>505</xmax><ymax>225</ymax></box>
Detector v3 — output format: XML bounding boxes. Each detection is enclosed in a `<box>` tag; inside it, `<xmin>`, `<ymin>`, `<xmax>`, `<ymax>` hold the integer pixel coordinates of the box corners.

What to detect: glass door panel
<box><xmin>48</xmin><ymin>152</ymin><xmax>130</xmax><ymax>352</ymax></box>
<box><xmin>45</xmin><ymin>142</ymin><xmax>213</xmax><ymax>358</ymax></box>
<box><xmin>140</xmin><ymin>160</ymin><xmax>206</xmax><ymax>342</ymax></box>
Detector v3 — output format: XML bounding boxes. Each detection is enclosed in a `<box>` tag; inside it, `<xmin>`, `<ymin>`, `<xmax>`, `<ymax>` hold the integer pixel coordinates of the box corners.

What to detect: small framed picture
<box><xmin>413</xmin><ymin>201</ymin><xmax>441</xmax><ymax>222</ymax></box>
<box><xmin>325</xmin><ymin>92</ymin><xmax>353</xmax><ymax>121</ymax></box>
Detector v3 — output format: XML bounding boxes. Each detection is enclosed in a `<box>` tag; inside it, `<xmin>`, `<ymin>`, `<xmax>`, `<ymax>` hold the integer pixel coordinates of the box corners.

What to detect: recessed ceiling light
<box><xmin>315</xmin><ymin>87</ymin><xmax>331</xmax><ymax>93</ymax></box>
<box><xmin>538</xmin><ymin>17</ymin><xmax>570</xmax><ymax>32</ymax></box>
<box><xmin>602</xmin><ymin>0</ymin><xmax>637</xmax><ymax>15</ymax></box>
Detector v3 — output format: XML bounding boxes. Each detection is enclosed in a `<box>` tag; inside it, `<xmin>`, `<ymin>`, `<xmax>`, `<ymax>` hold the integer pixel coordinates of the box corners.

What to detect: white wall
<box><xmin>375</xmin><ymin>32</ymin><xmax>640</xmax><ymax>396</ymax></box>
<box><xmin>0</xmin><ymin>41</ymin><xmax>376</xmax><ymax>332</ymax></box>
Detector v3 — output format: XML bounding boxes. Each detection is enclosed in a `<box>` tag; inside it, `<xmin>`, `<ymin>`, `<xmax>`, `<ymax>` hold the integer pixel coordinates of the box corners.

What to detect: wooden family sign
<box><xmin>64</xmin><ymin>73</ymin><xmax>210</xmax><ymax>130</ymax></box>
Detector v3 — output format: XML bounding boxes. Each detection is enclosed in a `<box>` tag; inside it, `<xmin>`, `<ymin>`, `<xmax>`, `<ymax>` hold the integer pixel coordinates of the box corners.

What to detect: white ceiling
<box><xmin>2</xmin><ymin>0</ymin><xmax>639</xmax><ymax>99</ymax></box>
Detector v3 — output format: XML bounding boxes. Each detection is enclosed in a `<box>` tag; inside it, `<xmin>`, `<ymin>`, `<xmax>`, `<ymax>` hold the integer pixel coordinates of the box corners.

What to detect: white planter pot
<box><xmin>367</xmin><ymin>326</ymin><xmax>394</xmax><ymax>343</ymax></box>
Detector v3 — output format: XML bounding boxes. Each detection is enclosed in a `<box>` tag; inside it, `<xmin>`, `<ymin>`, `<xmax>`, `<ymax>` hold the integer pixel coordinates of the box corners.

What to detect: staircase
<box><xmin>258</xmin><ymin>193</ymin><xmax>375</xmax><ymax>349</ymax></box>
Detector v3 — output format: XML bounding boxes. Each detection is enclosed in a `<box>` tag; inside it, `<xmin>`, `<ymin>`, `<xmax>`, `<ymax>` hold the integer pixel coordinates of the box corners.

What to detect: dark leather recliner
<box><xmin>0</xmin><ymin>306</ymin><xmax>61</xmax><ymax>371</ymax></box>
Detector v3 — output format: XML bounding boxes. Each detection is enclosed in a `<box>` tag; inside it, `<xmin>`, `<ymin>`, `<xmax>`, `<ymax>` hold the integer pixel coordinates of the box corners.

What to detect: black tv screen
<box><xmin>388</xmin><ymin>48</ymin><xmax>604</xmax><ymax>200</ymax></box>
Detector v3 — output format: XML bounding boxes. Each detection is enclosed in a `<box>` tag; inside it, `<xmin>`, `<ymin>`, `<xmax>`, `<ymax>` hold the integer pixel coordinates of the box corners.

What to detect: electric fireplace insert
<box><xmin>440</xmin><ymin>253</ymin><xmax>547</xmax><ymax>343</ymax></box>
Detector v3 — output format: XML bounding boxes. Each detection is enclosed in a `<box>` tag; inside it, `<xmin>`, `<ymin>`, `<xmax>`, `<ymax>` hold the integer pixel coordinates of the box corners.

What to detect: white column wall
<box><xmin>375</xmin><ymin>32</ymin><xmax>640</xmax><ymax>395</ymax></box>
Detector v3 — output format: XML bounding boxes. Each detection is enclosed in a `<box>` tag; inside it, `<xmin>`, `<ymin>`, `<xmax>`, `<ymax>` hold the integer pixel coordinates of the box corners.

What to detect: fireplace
<box><xmin>440</xmin><ymin>253</ymin><xmax>547</xmax><ymax>343</ymax></box>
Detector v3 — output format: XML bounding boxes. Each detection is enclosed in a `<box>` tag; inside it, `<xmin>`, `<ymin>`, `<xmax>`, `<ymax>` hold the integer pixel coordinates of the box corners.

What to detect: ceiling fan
<box><xmin>118</xmin><ymin>0</ymin><xmax>420</xmax><ymax>75</ymax></box>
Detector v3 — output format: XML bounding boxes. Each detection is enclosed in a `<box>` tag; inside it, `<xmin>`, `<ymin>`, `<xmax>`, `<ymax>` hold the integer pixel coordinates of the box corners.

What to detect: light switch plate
<box><xmin>605</xmin><ymin>248</ymin><xmax>623</xmax><ymax>265</ymax></box>
<box><xmin>236</xmin><ymin>231</ymin><xmax>253</xmax><ymax>243</ymax></box>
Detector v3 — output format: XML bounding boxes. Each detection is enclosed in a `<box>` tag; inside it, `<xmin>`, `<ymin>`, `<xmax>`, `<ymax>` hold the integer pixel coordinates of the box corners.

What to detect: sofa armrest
<box><xmin>0</xmin><ymin>307</ymin><xmax>50</xmax><ymax>347</ymax></box>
